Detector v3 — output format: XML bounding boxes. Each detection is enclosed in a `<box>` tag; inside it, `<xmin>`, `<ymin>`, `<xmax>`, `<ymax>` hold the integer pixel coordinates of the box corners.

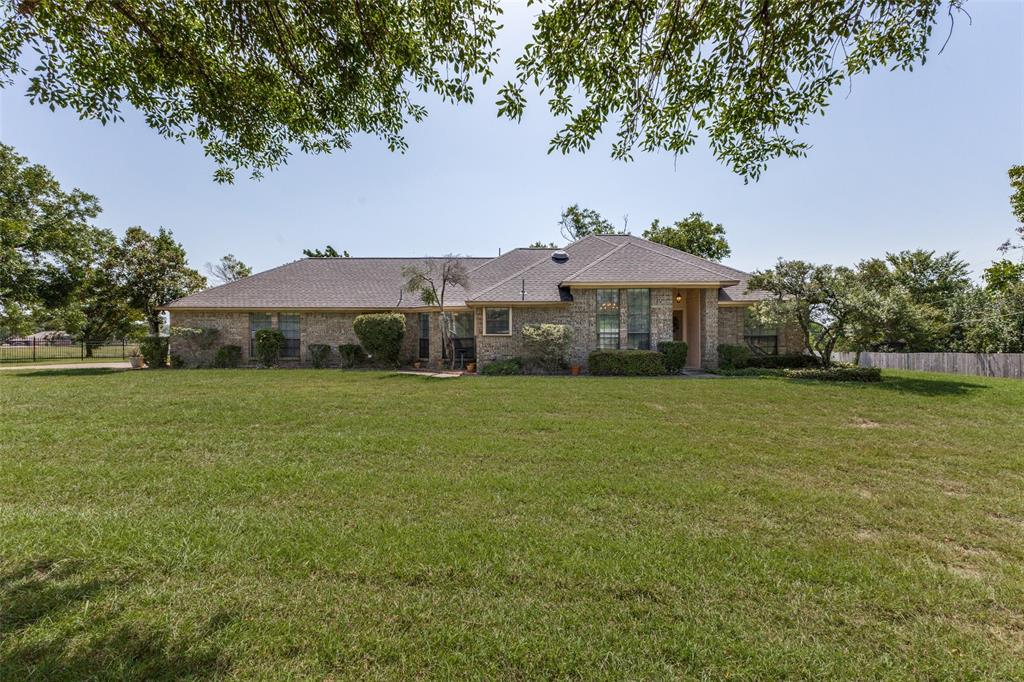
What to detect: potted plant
<box><xmin>412</xmin><ymin>359</ymin><xmax>422</xmax><ymax>369</ymax></box>
<box><xmin>570</xmin><ymin>363</ymin><xmax>582</xmax><ymax>376</ymax></box>
<box><xmin>465</xmin><ymin>361</ymin><xmax>477</xmax><ymax>373</ymax></box>
<box><xmin>128</xmin><ymin>349</ymin><xmax>144</xmax><ymax>369</ymax></box>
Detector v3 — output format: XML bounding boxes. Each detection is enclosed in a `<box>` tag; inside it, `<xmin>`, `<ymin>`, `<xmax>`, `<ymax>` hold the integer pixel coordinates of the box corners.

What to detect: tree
<box><xmin>401</xmin><ymin>256</ymin><xmax>469</xmax><ymax>368</ymax></box>
<box><xmin>529</xmin><ymin>241</ymin><xmax>559</xmax><ymax>249</ymax></box>
<box><xmin>206</xmin><ymin>254</ymin><xmax>252</xmax><ymax>284</ymax></box>
<box><xmin>748</xmin><ymin>261</ymin><xmax>864</xmax><ymax>367</ymax></box>
<box><xmin>883</xmin><ymin>249</ymin><xmax>970</xmax><ymax>308</ymax></box>
<box><xmin>643</xmin><ymin>213</ymin><xmax>731</xmax><ymax>261</ymax></box>
<box><xmin>2</xmin><ymin>2</ymin><xmax>964</xmax><ymax>182</ymax></box>
<box><xmin>303</xmin><ymin>245</ymin><xmax>349</xmax><ymax>258</ymax></box>
<box><xmin>0</xmin><ymin>143</ymin><xmax>109</xmax><ymax>333</ymax></box>
<box><xmin>948</xmin><ymin>284</ymin><xmax>1024</xmax><ymax>353</ymax></box>
<box><xmin>984</xmin><ymin>260</ymin><xmax>1024</xmax><ymax>293</ymax></box>
<box><xmin>112</xmin><ymin>227</ymin><xmax>206</xmax><ymax>335</ymax></box>
<box><xmin>558</xmin><ymin>204</ymin><xmax>621</xmax><ymax>242</ymax></box>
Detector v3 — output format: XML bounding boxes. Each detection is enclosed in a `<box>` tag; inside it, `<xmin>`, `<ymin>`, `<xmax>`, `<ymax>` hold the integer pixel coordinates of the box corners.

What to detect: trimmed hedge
<box><xmin>213</xmin><ymin>345</ymin><xmax>242</xmax><ymax>368</ymax></box>
<box><xmin>254</xmin><ymin>328</ymin><xmax>284</xmax><ymax>367</ymax></box>
<box><xmin>140</xmin><ymin>337</ymin><xmax>169</xmax><ymax>368</ymax></box>
<box><xmin>657</xmin><ymin>341</ymin><xmax>688</xmax><ymax>373</ymax></box>
<box><xmin>338</xmin><ymin>343</ymin><xmax>366</xmax><ymax>368</ymax></box>
<box><xmin>747</xmin><ymin>353</ymin><xmax>820</xmax><ymax>369</ymax></box>
<box><xmin>717</xmin><ymin>344</ymin><xmax>750</xmax><ymax>370</ymax></box>
<box><xmin>353</xmin><ymin>313</ymin><xmax>405</xmax><ymax>367</ymax></box>
<box><xmin>718</xmin><ymin>366</ymin><xmax>881</xmax><ymax>382</ymax></box>
<box><xmin>481</xmin><ymin>358</ymin><xmax>522</xmax><ymax>376</ymax></box>
<box><xmin>588</xmin><ymin>350</ymin><xmax>666</xmax><ymax>376</ymax></box>
<box><xmin>308</xmin><ymin>343</ymin><xmax>332</xmax><ymax>368</ymax></box>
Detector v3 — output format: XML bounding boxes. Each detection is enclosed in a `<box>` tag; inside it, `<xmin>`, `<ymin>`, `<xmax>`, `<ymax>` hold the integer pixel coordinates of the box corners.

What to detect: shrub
<box><xmin>308</xmin><ymin>343</ymin><xmax>332</xmax><ymax>368</ymax></box>
<box><xmin>338</xmin><ymin>343</ymin><xmax>366</xmax><ymax>368</ymax></box>
<box><xmin>784</xmin><ymin>366</ymin><xmax>881</xmax><ymax>382</ymax></box>
<box><xmin>521</xmin><ymin>323</ymin><xmax>572</xmax><ymax>373</ymax></box>
<box><xmin>481</xmin><ymin>358</ymin><xmax>522</xmax><ymax>376</ymax></box>
<box><xmin>588</xmin><ymin>350</ymin><xmax>666</xmax><ymax>376</ymax></box>
<box><xmin>353</xmin><ymin>313</ymin><xmax>405</xmax><ymax>366</ymax></box>
<box><xmin>657</xmin><ymin>341</ymin><xmax>688</xmax><ymax>373</ymax></box>
<box><xmin>169</xmin><ymin>354</ymin><xmax>186</xmax><ymax>369</ymax></box>
<box><xmin>746</xmin><ymin>353</ymin><xmax>820</xmax><ymax>369</ymax></box>
<box><xmin>254</xmin><ymin>328</ymin><xmax>284</xmax><ymax>367</ymax></box>
<box><xmin>213</xmin><ymin>345</ymin><xmax>242</xmax><ymax>368</ymax></box>
<box><xmin>140</xmin><ymin>337</ymin><xmax>169</xmax><ymax>368</ymax></box>
<box><xmin>717</xmin><ymin>366</ymin><xmax>881</xmax><ymax>382</ymax></box>
<box><xmin>717</xmin><ymin>344</ymin><xmax>750</xmax><ymax>370</ymax></box>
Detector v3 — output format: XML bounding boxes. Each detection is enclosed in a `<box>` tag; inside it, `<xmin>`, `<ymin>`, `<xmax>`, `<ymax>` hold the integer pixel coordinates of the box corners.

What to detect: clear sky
<box><xmin>1</xmin><ymin>1</ymin><xmax>1022</xmax><ymax>279</ymax></box>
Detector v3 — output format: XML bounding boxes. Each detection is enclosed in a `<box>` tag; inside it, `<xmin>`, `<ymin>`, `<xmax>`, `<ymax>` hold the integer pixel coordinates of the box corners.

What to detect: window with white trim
<box><xmin>483</xmin><ymin>307</ymin><xmax>511</xmax><ymax>335</ymax></box>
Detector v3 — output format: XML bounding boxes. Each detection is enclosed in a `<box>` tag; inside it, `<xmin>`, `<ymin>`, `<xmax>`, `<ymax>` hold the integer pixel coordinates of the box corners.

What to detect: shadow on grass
<box><xmin>873</xmin><ymin>374</ymin><xmax>989</xmax><ymax>397</ymax></box>
<box><xmin>8</xmin><ymin>368</ymin><xmax>128</xmax><ymax>378</ymax></box>
<box><xmin>0</xmin><ymin>559</ymin><xmax>232</xmax><ymax>680</ymax></box>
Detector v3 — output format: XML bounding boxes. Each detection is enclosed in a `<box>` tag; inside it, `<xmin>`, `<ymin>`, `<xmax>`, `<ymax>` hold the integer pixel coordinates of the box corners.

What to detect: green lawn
<box><xmin>1</xmin><ymin>369</ymin><xmax>1022</xmax><ymax>679</ymax></box>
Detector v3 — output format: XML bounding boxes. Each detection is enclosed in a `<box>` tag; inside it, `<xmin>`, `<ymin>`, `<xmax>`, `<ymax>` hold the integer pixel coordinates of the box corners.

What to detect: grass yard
<box><xmin>1</xmin><ymin>369</ymin><xmax>1023</xmax><ymax>679</ymax></box>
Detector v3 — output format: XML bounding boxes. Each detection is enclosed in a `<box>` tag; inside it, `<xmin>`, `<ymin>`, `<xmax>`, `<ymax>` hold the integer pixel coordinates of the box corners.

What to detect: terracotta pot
<box><xmin>412</xmin><ymin>361</ymin><xmax>422</xmax><ymax>369</ymax></box>
<box><xmin>129</xmin><ymin>356</ymin><xmax>144</xmax><ymax>369</ymax></box>
<box><xmin>570</xmin><ymin>365</ymin><xmax>581</xmax><ymax>376</ymax></box>
<box><xmin>465</xmin><ymin>362</ymin><xmax>477</xmax><ymax>374</ymax></box>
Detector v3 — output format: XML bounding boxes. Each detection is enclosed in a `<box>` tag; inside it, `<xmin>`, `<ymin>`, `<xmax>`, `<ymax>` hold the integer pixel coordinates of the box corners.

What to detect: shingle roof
<box><xmin>164</xmin><ymin>257</ymin><xmax>488</xmax><ymax>310</ymax></box>
<box><xmin>164</xmin><ymin>235</ymin><xmax>769</xmax><ymax>309</ymax></box>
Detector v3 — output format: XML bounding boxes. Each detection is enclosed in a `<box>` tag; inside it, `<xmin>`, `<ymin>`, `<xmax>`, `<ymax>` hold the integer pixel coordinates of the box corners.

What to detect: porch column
<box><xmin>701</xmin><ymin>288</ymin><xmax>719</xmax><ymax>369</ymax></box>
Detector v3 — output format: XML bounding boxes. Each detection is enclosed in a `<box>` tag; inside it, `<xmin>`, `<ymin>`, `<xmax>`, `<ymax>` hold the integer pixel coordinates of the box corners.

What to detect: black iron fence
<box><xmin>0</xmin><ymin>339</ymin><xmax>139</xmax><ymax>364</ymax></box>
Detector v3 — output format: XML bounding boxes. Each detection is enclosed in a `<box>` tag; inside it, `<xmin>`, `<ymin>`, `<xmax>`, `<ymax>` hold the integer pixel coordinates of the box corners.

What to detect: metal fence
<box><xmin>0</xmin><ymin>339</ymin><xmax>138</xmax><ymax>364</ymax></box>
<box><xmin>833</xmin><ymin>351</ymin><xmax>1024</xmax><ymax>380</ymax></box>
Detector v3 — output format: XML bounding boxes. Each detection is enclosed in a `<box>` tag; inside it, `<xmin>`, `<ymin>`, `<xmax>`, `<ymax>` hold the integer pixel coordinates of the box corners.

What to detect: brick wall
<box><xmin>169</xmin><ymin>311</ymin><xmax>249</xmax><ymax>365</ymax></box>
<box><xmin>170</xmin><ymin>310</ymin><xmax>425</xmax><ymax>367</ymax></box>
<box><xmin>716</xmin><ymin>304</ymin><xmax>806</xmax><ymax>358</ymax></box>
<box><xmin>701</xmin><ymin>288</ymin><xmax>719</xmax><ymax>369</ymax></box>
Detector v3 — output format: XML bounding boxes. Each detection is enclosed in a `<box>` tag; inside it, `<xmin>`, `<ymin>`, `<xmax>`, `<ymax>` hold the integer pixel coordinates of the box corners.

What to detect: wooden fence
<box><xmin>833</xmin><ymin>352</ymin><xmax>1024</xmax><ymax>379</ymax></box>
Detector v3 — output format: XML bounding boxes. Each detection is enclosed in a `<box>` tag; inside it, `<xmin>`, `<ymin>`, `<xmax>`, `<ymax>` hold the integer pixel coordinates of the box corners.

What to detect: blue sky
<box><xmin>1</xmin><ymin>1</ymin><xmax>1022</xmax><ymax>279</ymax></box>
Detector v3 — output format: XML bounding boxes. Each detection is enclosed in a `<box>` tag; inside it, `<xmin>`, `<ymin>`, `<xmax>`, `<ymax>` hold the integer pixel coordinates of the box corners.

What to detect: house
<box><xmin>164</xmin><ymin>234</ymin><xmax>802</xmax><ymax>369</ymax></box>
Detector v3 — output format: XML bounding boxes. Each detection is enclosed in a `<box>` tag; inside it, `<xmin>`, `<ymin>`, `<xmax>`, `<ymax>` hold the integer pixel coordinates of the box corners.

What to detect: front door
<box><xmin>672</xmin><ymin>310</ymin><xmax>684</xmax><ymax>342</ymax></box>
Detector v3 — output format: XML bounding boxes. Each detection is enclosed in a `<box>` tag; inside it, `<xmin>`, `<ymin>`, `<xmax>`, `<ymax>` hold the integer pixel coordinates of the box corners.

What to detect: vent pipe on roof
<box><xmin>551</xmin><ymin>250</ymin><xmax>569</xmax><ymax>263</ymax></box>
<box><xmin>521</xmin><ymin>279</ymin><xmax>526</xmax><ymax>301</ymax></box>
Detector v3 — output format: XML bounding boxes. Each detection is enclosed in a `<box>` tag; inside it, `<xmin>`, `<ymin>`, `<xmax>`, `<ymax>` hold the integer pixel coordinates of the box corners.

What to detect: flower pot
<box><xmin>129</xmin><ymin>356</ymin><xmax>144</xmax><ymax>369</ymax></box>
<box><xmin>412</xmin><ymin>360</ymin><xmax>422</xmax><ymax>369</ymax></box>
<box><xmin>465</xmin><ymin>362</ymin><xmax>477</xmax><ymax>374</ymax></box>
<box><xmin>570</xmin><ymin>365</ymin><xmax>581</xmax><ymax>376</ymax></box>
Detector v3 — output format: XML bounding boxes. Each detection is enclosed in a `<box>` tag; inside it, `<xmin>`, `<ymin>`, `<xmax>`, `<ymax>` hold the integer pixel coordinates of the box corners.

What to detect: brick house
<box><xmin>164</xmin><ymin>234</ymin><xmax>802</xmax><ymax>370</ymax></box>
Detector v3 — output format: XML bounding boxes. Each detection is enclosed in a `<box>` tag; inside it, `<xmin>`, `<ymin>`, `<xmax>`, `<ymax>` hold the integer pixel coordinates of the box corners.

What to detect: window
<box><xmin>483</xmin><ymin>308</ymin><xmax>511</xmax><ymax>335</ymax></box>
<box><xmin>418</xmin><ymin>313</ymin><xmax>430</xmax><ymax>359</ymax></box>
<box><xmin>626</xmin><ymin>289</ymin><xmax>651</xmax><ymax>350</ymax></box>
<box><xmin>444</xmin><ymin>311</ymin><xmax>476</xmax><ymax>363</ymax></box>
<box><xmin>279</xmin><ymin>313</ymin><xmax>300</xmax><ymax>358</ymax></box>
<box><xmin>596</xmin><ymin>289</ymin><xmax>620</xmax><ymax>349</ymax></box>
<box><xmin>744</xmin><ymin>309</ymin><xmax>778</xmax><ymax>355</ymax></box>
<box><xmin>249</xmin><ymin>312</ymin><xmax>272</xmax><ymax>358</ymax></box>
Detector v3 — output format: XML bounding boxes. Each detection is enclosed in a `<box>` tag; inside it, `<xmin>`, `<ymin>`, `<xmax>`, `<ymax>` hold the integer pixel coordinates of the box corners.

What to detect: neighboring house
<box><xmin>164</xmin><ymin>234</ymin><xmax>802</xmax><ymax>369</ymax></box>
<box><xmin>3</xmin><ymin>331</ymin><xmax>74</xmax><ymax>346</ymax></box>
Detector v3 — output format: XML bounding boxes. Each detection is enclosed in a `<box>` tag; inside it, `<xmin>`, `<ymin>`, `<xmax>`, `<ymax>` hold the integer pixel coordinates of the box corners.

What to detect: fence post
<box><xmin>81</xmin><ymin>341</ymin><xmax>85</xmax><ymax>360</ymax></box>
<box><xmin>32</xmin><ymin>337</ymin><xmax>36</xmax><ymax>362</ymax></box>
<box><xmin>122</xmin><ymin>339</ymin><xmax>126</xmax><ymax>359</ymax></box>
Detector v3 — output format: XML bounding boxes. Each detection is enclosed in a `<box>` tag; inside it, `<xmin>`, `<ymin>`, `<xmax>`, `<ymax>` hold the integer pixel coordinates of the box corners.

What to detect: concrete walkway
<box><xmin>0</xmin><ymin>361</ymin><xmax>132</xmax><ymax>371</ymax></box>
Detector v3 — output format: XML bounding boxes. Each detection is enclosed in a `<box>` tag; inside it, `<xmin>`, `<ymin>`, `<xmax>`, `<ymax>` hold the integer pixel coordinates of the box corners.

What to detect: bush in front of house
<box><xmin>588</xmin><ymin>350</ymin><xmax>666</xmax><ymax>376</ymax></box>
<box><xmin>168</xmin><ymin>326</ymin><xmax>221</xmax><ymax>367</ymax></box>
<box><xmin>140</xmin><ymin>337</ymin><xmax>169</xmax><ymax>368</ymax></box>
<box><xmin>480</xmin><ymin>358</ymin><xmax>522</xmax><ymax>375</ymax></box>
<box><xmin>746</xmin><ymin>353</ymin><xmax>820</xmax><ymax>369</ymax></box>
<box><xmin>521</xmin><ymin>323</ymin><xmax>572</xmax><ymax>373</ymax></box>
<box><xmin>213</xmin><ymin>345</ymin><xmax>242</xmax><ymax>368</ymax></box>
<box><xmin>353</xmin><ymin>313</ymin><xmax>405</xmax><ymax>367</ymax></box>
<box><xmin>254</xmin><ymin>328</ymin><xmax>284</xmax><ymax>367</ymax></box>
<box><xmin>717</xmin><ymin>344</ymin><xmax>750</xmax><ymax>370</ymax></box>
<box><xmin>337</xmin><ymin>343</ymin><xmax>366</xmax><ymax>368</ymax></box>
<box><xmin>657</xmin><ymin>341</ymin><xmax>688</xmax><ymax>373</ymax></box>
<box><xmin>308</xmin><ymin>343</ymin><xmax>332</xmax><ymax>368</ymax></box>
<box><xmin>717</xmin><ymin>366</ymin><xmax>881</xmax><ymax>382</ymax></box>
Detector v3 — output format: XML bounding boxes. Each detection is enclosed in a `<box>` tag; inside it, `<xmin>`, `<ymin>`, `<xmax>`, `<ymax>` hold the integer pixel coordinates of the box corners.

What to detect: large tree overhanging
<box><xmin>2</xmin><ymin>1</ymin><xmax>965</xmax><ymax>182</ymax></box>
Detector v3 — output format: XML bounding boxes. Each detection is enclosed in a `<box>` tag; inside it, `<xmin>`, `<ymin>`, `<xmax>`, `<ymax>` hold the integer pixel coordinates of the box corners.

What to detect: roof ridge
<box><xmin>623</xmin><ymin>237</ymin><xmax>744</xmax><ymax>280</ymax></box>
<box><xmin>466</xmin><ymin>250</ymin><xmax>559</xmax><ymax>300</ymax></box>
<box><xmin>556</xmin><ymin>241</ymin><xmax>630</xmax><ymax>282</ymax></box>
<box><xmin>301</xmin><ymin>256</ymin><xmax>489</xmax><ymax>261</ymax></box>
